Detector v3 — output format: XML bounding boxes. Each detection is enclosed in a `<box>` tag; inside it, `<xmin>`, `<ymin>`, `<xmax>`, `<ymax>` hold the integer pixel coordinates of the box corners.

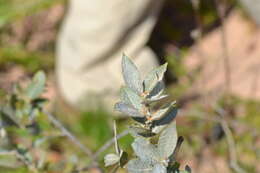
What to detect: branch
<box><xmin>214</xmin><ymin>0</ymin><xmax>232</xmax><ymax>94</ymax></box>
<box><xmin>0</xmin><ymin>150</ymin><xmax>38</xmax><ymax>172</ymax></box>
<box><xmin>75</xmin><ymin>130</ymin><xmax>129</xmax><ymax>172</ymax></box>
<box><xmin>43</xmin><ymin>111</ymin><xmax>93</xmax><ymax>157</ymax></box>
<box><xmin>215</xmin><ymin>108</ymin><xmax>246</xmax><ymax>173</ymax></box>
<box><xmin>93</xmin><ymin>130</ymin><xmax>129</xmax><ymax>160</ymax></box>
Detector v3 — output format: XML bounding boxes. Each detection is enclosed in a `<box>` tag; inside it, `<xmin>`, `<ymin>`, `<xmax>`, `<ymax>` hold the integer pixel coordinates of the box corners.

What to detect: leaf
<box><xmin>122</xmin><ymin>54</ymin><xmax>142</xmax><ymax>94</ymax></box>
<box><xmin>143</xmin><ymin>63</ymin><xmax>167</xmax><ymax>93</ymax></box>
<box><xmin>104</xmin><ymin>153</ymin><xmax>120</xmax><ymax>167</ymax></box>
<box><xmin>143</xmin><ymin>95</ymin><xmax>169</xmax><ymax>104</ymax></box>
<box><xmin>151</xmin><ymin>101</ymin><xmax>176</xmax><ymax>121</ymax></box>
<box><xmin>147</xmin><ymin>81</ymin><xmax>164</xmax><ymax>99</ymax></box>
<box><xmin>129</xmin><ymin>126</ymin><xmax>156</xmax><ymax>138</ymax></box>
<box><xmin>114</xmin><ymin>102</ymin><xmax>144</xmax><ymax>118</ymax></box>
<box><xmin>25</xmin><ymin>71</ymin><xmax>46</xmax><ymax>99</ymax></box>
<box><xmin>119</xmin><ymin>151</ymin><xmax>128</xmax><ymax>167</ymax></box>
<box><xmin>184</xmin><ymin>165</ymin><xmax>192</xmax><ymax>173</ymax></box>
<box><xmin>158</xmin><ymin>121</ymin><xmax>178</xmax><ymax>159</ymax></box>
<box><xmin>169</xmin><ymin>136</ymin><xmax>184</xmax><ymax>164</ymax></box>
<box><xmin>132</xmin><ymin>138</ymin><xmax>159</xmax><ymax>163</ymax></box>
<box><xmin>152</xmin><ymin>106</ymin><xmax>178</xmax><ymax>127</ymax></box>
<box><xmin>132</xmin><ymin>116</ymin><xmax>147</xmax><ymax>124</ymax></box>
<box><xmin>127</xmin><ymin>159</ymin><xmax>153</xmax><ymax>173</ymax></box>
<box><xmin>120</xmin><ymin>87</ymin><xmax>143</xmax><ymax>110</ymax></box>
<box><xmin>152</xmin><ymin>163</ymin><xmax>167</xmax><ymax>173</ymax></box>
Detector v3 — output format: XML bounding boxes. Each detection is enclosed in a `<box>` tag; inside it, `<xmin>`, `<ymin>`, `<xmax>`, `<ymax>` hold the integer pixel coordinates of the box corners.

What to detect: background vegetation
<box><xmin>0</xmin><ymin>0</ymin><xmax>259</xmax><ymax>172</ymax></box>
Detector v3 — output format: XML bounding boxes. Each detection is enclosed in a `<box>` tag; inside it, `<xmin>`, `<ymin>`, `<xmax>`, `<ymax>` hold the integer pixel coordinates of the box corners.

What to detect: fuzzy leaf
<box><xmin>169</xmin><ymin>136</ymin><xmax>184</xmax><ymax>164</ymax></box>
<box><xmin>129</xmin><ymin>126</ymin><xmax>156</xmax><ymax>138</ymax></box>
<box><xmin>132</xmin><ymin>116</ymin><xmax>147</xmax><ymax>124</ymax></box>
<box><xmin>158</xmin><ymin>121</ymin><xmax>178</xmax><ymax>159</ymax></box>
<box><xmin>25</xmin><ymin>71</ymin><xmax>46</xmax><ymax>99</ymax></box>
<box><xmin>143</xmin><ymin>95</ymin><xmax>169</xmax><ymax>104</ymax></box>
<box><xmin>152</xmin><ymin>164</ymin><xmax>167</xmax><ymax>173</ymax></box>
<box><xmin>114</xmin><ymin>102</ymin><xmax>144</xmax><ymax>118</ymax></box>
<box><xmin>152</xmin><ymin>106</ymin><xmax>178</xmax><ymax>127</ymax></box>
<box><xmin>122</xmin><ymin>54</ymin><xmax>142</xmax><ymax>94</ymax></box>
<box><xmin>104</xmin><ymin>153</ymin><xmax>120</xmax><ymax>167</ymax></box>
<box><xmin>132</xmin><ymin>138</ymin><xmax>159</xmax><ymax>163</ymax></box>
<box><xmin>127</xmin><ymin>159</ymin><xmax>153</xmax><ymax>173</ymax></box>
<box><xmin>151</xmin><ymin>101</ymin><xmax>176</xmax><ymax>121</ymax></box>
<box><xmin>120</xmin><ymin>87</ymin><xmax>143</xmax><ymax>110</ymax></box>
<box><xmin>143</xmin><ymin>63</ymin><xmax>167</xmax><ymax>93</ymax></box>
<box><xmin>147</xmin><ymin>81</ymin><xmax>164</xmax><ymax>99</ymax></box>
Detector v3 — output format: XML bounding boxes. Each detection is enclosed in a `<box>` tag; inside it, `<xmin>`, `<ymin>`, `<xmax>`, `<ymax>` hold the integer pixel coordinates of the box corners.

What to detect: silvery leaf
<box><xmin>143</xmin><ymin>95</ymin><xmax>169</xmax><ymax>104</ymax></box>
<box><xmin>158</xmin><ymin>121</ymin><xmax>178</xmax><ymax>159</ymax></box>
<box><xmin>151</xmin><ymin>101</ymin><xmax>176</xmax><ymax>121</ymax></box>
<box><xmin>152</xmin><ymin>106</ymin><xmax>178</xmax><ymax>127</ymax></box>
<box><xmin>169</xmin><ymin>136</ymin><xmax>184</xmax><ymax>164</ymax></box>
<box><xmin>132</xmin><ymin>138</ymin><xmax>159</xmax><ymax>163</ymax></box>
<box><xmin>143</xmin><ymin>63</ymin><xmax>167</xmax><ymax>93</ymax></box>
<box><xmin>152</xmin><ymin>163</ymin><xmax>167</xmax><ymax>173</ymax></box>
<box><xmin>120</xmin><ymin>87</ymin><xmax>143</xmax><ymax>110</ymax></box>
<box><xmin>104</xmin><ymin>153</ymin><xmax>120</xmax><ymax>167</ymax></box>
<box><xmin>129</xmin><ymin>126</ymin><xmax>156</xmax><ymax>138</ymax></box>
<box><xmin>122</xmin><ymin>54</ymin><xmax>143</xmax><ymax>94</ymax></box>
<box><xmin>114</xmin><ymin>102</ymin><xmax>144</xmax><ymax>118</ymax></box>
<box><xmin>147</xmin><ymin>81</ymin><xmax>164</xmax><ymax>99</ymax></box>
<box><xmin>25</xmin><ymin>71</ymin><xmax>46</xmax><ymax>99</ymax></box>
<box><xmin>127</xmin><ymin>159</ymin><xmax>153</xmax><ymax>173</ymax></box>
<box><xmin>152</xmin><ymin>125</ymin><xmax>166</xmax><ymax>134</ymax></box>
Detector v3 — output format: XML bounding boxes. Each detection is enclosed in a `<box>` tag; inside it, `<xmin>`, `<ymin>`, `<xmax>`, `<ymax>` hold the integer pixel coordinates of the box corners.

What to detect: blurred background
<box><xmin>0</xmin><ymin>0</ymin><xmax>259</xmax><ymax>172</ymax></box>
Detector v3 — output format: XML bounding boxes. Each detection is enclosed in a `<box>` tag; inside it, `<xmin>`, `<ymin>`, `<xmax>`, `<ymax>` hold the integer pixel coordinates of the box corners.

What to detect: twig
<box><xmin>219</xmin><ymin>119</ymin><xmax>245</xmax><ymax>173</ymax></box>
<box><xmin>180</xmin><ymin>109</ymin><xmax>259</xmax><ymax>135</ymax></box>
<box><xmin>108</xmin><ymin>165</ymin><xmax>120</xmax><ymax>173</ymax></box>
<box><xmin>93</xmin><ymin>130</ymin><xmax>129</xmax><ymax>160</ymax></box>
<box><xmin>0</xmin><ymin>150</ymin><xmax>38</xmax><ymax>172</ymax></box>
<box><xmin>215</xmin><ymin>108</ymin><xmax>246</xmax><ymax>173</ymax></box>
<box><xmin>181</xmin><ymin>107</ymin><xmax>247</xmax><ymax>173</ymax></box>
<box><xmin>43</xmin><ymin>111</ymin><xmax>93</xmax><ymax>157</ymax></box>
<box><xmin>74</xmin><ymin>128</ymin><xmax>128</xmax><ymax>172</ymax></box>
<box><xmin>214</xmin><ymin>0</ymin><xmax>232</xmax><ymax>94</ymax></box>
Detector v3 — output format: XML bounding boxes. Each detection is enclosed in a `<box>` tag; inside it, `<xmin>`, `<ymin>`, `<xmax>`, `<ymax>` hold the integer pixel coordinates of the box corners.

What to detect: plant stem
<box><xmin>43</xmin><ymin>111</ymin><xmax>93</xmax><ymax>157</ymax></box>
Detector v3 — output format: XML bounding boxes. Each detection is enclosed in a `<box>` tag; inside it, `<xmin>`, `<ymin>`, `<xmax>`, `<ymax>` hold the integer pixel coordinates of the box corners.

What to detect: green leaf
<box><xmin>122</xmin><ymin>54</ymin><xmax>142</xmax><ymax>94</ymax></box>
<box><xmin>143</xmin><ymin>63</ymin><xmax>167</xmax><ymax>93</ymax></box>
<box><xmin>158</xmin><ymin>121</ymin><xmax>178</xmax><ymax>159</ymax></box>
<box><xmin>120</xmin><ymin>87</ymin><xmax>143</xmax><ymax>111</ymax></box>
<box><xmin>152</xmin><ymin>164</ymin><xmax>167</xmax><ymax>173</ymax></box>
<box><xmin>132</xmin><ymin>138</ymin><xmax>159</xmax><ymax>163</ymax></box>
<box><xmin>114</xmin><ymin>102</ymin><xmax>144</xmax><ymax>118</ymax></box>
<box><xmin>127</xmin><ymin>159</ymin><xmax>153</xmax><ymax>173</ymax></box>
<box><xmin>104</xmin><ymin>153</ymin><xmax>120</xmax><ymax>167</ymax></box>
<box><xmin>25</xmin><ymin>71</ymin><xmax>46</xmax><ymax>99</ymax></box>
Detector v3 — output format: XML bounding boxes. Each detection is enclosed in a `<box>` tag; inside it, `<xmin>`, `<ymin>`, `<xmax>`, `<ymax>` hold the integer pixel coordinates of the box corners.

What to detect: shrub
<box><xmin>104</xmin><ymin>55</ymin><xmax>190</xmax><ymax>173</ymax></box>
<box><xmin>0</xmin><ymin>55</ymin><xmax>190</xmax><ymax>173</ymax></box>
